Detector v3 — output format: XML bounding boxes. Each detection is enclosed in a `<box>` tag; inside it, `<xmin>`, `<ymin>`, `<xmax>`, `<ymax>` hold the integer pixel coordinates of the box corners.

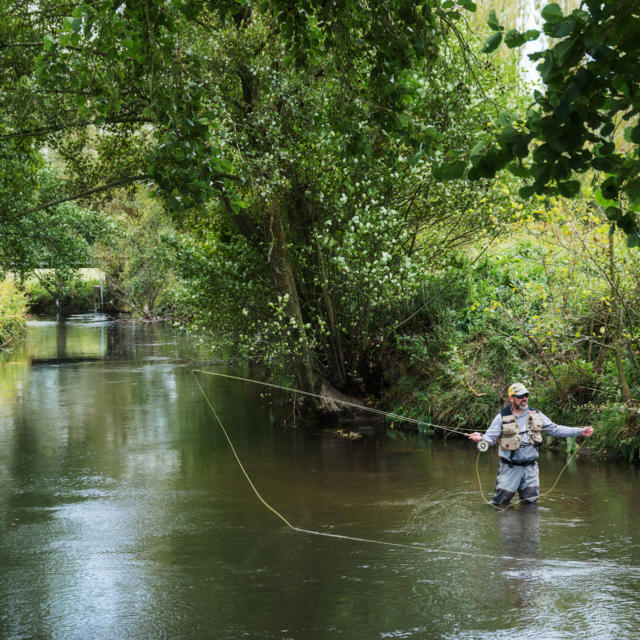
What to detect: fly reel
<box><xmin>476</xmin><ymin>440</ymin><xmax>489</xmax><ymax>453</ymax></box>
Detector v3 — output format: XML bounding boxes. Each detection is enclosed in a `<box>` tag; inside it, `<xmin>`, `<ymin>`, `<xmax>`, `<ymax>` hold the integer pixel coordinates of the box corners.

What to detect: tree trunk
<box><xmin>267</xmin><ymin>203</ymin><xmax>358</xmax><ymax>415</ymax></box>
<box><xmin>315</xmin><ymin>238</ymin><xmax>347</xmax><ymax>387</ymax></box>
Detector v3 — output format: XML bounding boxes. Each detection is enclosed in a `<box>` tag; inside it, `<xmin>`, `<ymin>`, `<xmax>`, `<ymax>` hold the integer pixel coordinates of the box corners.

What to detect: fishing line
<box><xmin>192</xmin><ymin>369</ymin><xmax>589</xmax><ymax>558</ymax></box>
<box><xmin>194</xmin><ymin>369</ymin><xmax>584</xmax><ymax>509</ymax></box>
<box><xmin>192</xmin><ymin>370</ymin><xmax>522</xmax><ymax>562</ymax></box>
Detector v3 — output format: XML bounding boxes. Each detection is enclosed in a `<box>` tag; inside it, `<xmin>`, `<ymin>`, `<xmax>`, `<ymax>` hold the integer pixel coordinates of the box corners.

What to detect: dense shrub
<box><xmin>0</xmin><ymin>280</ymin><xmax>27</xmax><ymax>348</ymax></box>
<box><xmin>97</xmin><ymin>189</ymin><xmax>185</xmax><ymax>320</ymax></box>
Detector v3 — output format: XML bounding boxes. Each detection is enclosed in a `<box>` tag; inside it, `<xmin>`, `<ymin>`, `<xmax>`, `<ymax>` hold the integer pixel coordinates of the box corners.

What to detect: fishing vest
<box><xmin>498</xmin><ymin>406</ymin><xmax>544</xmax><ymax>451</ymax></box>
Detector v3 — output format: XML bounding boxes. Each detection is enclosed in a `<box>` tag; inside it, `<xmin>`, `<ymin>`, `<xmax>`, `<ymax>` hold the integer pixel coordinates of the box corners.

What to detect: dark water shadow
<box><xmin>29</xmin><ymin>356</ymin><xmax>106</xmax><ymax>366</ymax></box>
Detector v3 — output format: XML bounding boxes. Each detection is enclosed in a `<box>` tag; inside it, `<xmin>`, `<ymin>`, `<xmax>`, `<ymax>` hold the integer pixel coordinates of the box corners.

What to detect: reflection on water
<box><xmin>497</xmin><ymin>505</ymin><xmax>540</xmax><ymax>560</ymax></box>
<box><xmin>2</xmin><ymin>316</ymin><xmax>640</xmax><ymax>639</ymax></box>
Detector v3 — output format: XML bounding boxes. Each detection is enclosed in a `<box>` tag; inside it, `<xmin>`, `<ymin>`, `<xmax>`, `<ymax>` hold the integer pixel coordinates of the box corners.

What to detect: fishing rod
<box><xmin>190</xmin><ymin>368</ymin><xmax>475</xmax><ymax>437</ymax></box>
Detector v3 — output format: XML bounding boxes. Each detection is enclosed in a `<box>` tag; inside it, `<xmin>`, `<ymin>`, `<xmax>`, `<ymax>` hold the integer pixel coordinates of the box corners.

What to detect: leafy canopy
<box><xmin>471</xmin><ymin>1</ymin><xmax>640</xmax><ymax>243</ymax></box>
<box><xmin>1</xmin><ymin>0</ymin><xmax>481</xmax><ymax>217</ymax></box>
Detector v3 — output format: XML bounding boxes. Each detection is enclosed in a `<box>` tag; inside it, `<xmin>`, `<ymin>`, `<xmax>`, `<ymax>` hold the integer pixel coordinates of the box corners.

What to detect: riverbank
<box><xmin>3</xmin><ymin>295</ymin><xmax>640</xmax><ymax>465</ymax></box>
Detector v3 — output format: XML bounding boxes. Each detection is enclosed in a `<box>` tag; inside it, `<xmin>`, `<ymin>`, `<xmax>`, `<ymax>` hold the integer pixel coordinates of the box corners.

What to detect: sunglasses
<box><xmin>515</xmin><ymin>393</ymin><xmax>529</xmax><ymax>399</ymax></box>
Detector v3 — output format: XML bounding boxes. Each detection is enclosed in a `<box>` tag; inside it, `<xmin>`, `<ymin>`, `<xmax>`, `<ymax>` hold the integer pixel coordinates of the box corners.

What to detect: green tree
<box><xmin>175</xmin><ymin>12</ymin><xmax>522</xmax><ymax>403</ymax></box>
<box><xmin>1</xmin><ymin>170</ymin><xmax>109</xmax><ymax>314</ymax></box>
<box><xmin>2</xmin><ymin>0</ymin><xmax>478</xmax><ymax>217</ymax></box>
<box><xmin>98</xmin><ymin>188</ymin><xmax>182</xmax><ymax>320</ymax></box>
<box><xmin>2</xmin><ymin>0</ymin><xmax>522</xmax><ymax>405</ymax></box>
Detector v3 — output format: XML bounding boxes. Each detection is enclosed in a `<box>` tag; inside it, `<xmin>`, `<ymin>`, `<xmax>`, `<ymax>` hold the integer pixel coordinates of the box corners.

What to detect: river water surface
<box><xmin>1</xmin><ymin>316</ymin><xmax>640</xmax><ymax>639</ymax></box>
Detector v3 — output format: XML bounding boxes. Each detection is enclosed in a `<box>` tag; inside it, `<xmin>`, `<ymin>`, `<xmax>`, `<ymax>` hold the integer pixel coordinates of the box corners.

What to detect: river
<box><xmin>1</xmin><ymin>316</ymin><xmax>640</xmax><ymax>639</ymax></box>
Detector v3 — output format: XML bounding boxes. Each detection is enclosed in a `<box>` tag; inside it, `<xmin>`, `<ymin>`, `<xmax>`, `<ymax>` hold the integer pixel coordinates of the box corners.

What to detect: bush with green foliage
<box><xmin>2</xmin><ymin>169</ymin><xmax>112</xmax><ymax>315</ymax></box>
<box><xmin>0</xmin><ymin>280</ymin><xmax>27</xmax><ymax>348</ymax></box>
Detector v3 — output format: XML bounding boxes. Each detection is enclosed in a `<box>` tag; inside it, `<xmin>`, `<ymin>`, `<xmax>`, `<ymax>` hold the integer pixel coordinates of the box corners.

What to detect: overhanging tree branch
<box><xmin>13</xmin><ymin>174</ymin><xmax>153</xmax><ymax>218</ymax></box>
<box><xmin>0</xmin><ymin>116</ymin><xmax>152</xmax><ymax>141</ymax></box>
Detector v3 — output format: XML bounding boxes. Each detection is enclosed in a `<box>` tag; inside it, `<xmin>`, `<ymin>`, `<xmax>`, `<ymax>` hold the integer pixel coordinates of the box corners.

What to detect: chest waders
<box><xmin>490</xmin><ymin>406</ymin><xmax>543</xmax><ymax>505</ymax></box>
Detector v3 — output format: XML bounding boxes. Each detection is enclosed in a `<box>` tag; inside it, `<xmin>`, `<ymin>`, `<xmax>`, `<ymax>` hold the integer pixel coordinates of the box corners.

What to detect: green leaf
<box><xmin>396</xmin><ymin>113</ymin><xmax>409</xmax><ymax>129</ymax></box>
<box><xmin>484</xmin><ymin>146</ymin><xmax>511</xmax><ymax>173</ymax></box>
<box><xmin>554</xmin><ymin>39</ymin><xmax>574</xmax><ymax>63</ymax></box>
<box><xmin>519</xmin><ymin>185</ymin><xmax>536</xmax><ymax>198</ymax></box>
<box><xmin>72</xmin><ymin>4</ymin><xmax>92</xmax><ymax>18</ymax></box>
<box><xmin>433</xmin><ymin>160</ymin><xmax>466</xmax><ymax>181</ymax></box>
<box><xmin>626</xmin><ymin>178</ymin><xmax>640</xmax><ymax>204</ymax></box>
<box><xmin>618</xmin><ymin>213</ymin><xmax>638</xmax><ymax>235</ymax></box>
<box><xmin>600</xmin><ymin>177</ymin><xmax>619</xmax><ymax>200</ymax></box>
<box><xmin>496</xmin><ymin>112</ymin><xmax>513</xmax><ymax>128</ymax></box>
<box><xmin>599</xmin><ymin>141</ymin><xmax>615</xmax><ymax>156</ymax></box>
<box><xmin>504</xmin><ymin>30</ymin><xmax>525</xmax><ymax>48</ymax></box>
<box><xmin>422</xmin><ymin>125</ymin><xmax>443</xmax><ymax>142</ymax></box>
<box><xmin>76</xmin><ymin>102</ymin><xmax>90</xmax><ymax>118</ymax></box>
<box><xmin>497</xmin><ymin>124</ymin><xmax>517</xmax><ymax>144</ymax></box>
<box><xmin>487</xmin><ymin>10</ymin><xmax>502</xmax><ymax>31</ymax></box>
<box><xmin>549</xmin><ymin>19</ymin><xmax>576</xmax><ymax>38</ymax></box>
<box><xmin>409</xmin><ymin>149</ymin><xmax>424</xmax><ymax>166</ymax></box>
<box><xmin>470</xmin><ymin>137</ymin><xmax>488</xmax><ymax>162</ymax></box>
<box><xmin>591</xmin><ymin>157</ymin><xmax>617</xmax><ymax>172</ymax></box>
<box><xmin>506</xmin><ymin>161</ymin><xmax>530</xmax><ymax>178</ymax></box>
<box><xmin>142</xmin><ymin>106</ymin><xmax>157</xmax><ymax>120</ymax></box>
<box><xmin>213</xmin><ymin>158</ymin><xmax>233</xmax><ymax>174</ymax></box>
<box><xmin>43</xmin><ymin>34</ymin><xmax>56</xmax><ymax>51</ymax></box>
<box><xmin>541</xmin><ymin>3</ymin><xmax>564</xmax><ymax>24</ymax></box>
<box><xmin>557</xmin><ymin>180</ymin><xmax>581</xmax><ymax>198</ymax></box>
<box><xmin>512</xmin><ymin>133</ymin><xmax>530</xmax><ymax>158</ymax></box>
<box><xmin>64</xmin><ymin>16</ymin><xmax>83</xmax><ymax>33</ymax></box>
<box><xmin>481</xmin><ymin>32</ymin><xmax>502</xmax><ymax>54</ymax></box>
<box><xmin>229</xmin><ymin>195</ymin><xmax>249</xmax><ymax>213</ymax></box>
<box><xmin>595</xmin><ymin>188</ymin><xmax>618</xmax><ymax>208</ymax></box>
<box><xmin>612</xmin><ymin>76</ymin><xmax>629</xmax><ymax>95</ymax></box>
<box><xmin>600</xmin><ymin>122</ymin><xmax>615</xmax><ymax>137</ymax></box>
<box><xmin>458</xmin><ymin>0</ymin><xmax>477</xmax><ymax>11</ymax></box>
<box><xmin>605</xmin><ymin>206</ymin><xmax>621</xmax><ymax>222</ymax></box>
<box><xmin>627</xmin><ymin>233</ymin><xmax>640</xmax><ymax>248</ymax></box>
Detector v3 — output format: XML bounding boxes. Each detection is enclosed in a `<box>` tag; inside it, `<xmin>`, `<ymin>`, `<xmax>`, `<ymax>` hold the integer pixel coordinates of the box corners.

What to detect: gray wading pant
<box><xmin>492</xmin><ymin>459</ymin><xmax>540</xmax><ymax>506</ymax></box>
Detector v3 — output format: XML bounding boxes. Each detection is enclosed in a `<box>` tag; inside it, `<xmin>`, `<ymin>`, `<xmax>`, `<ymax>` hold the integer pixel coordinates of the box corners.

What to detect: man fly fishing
<box><xmin>467</xmin><ymin>383</ymin><xmax>594</xmax><ymax>506</ymax></box>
